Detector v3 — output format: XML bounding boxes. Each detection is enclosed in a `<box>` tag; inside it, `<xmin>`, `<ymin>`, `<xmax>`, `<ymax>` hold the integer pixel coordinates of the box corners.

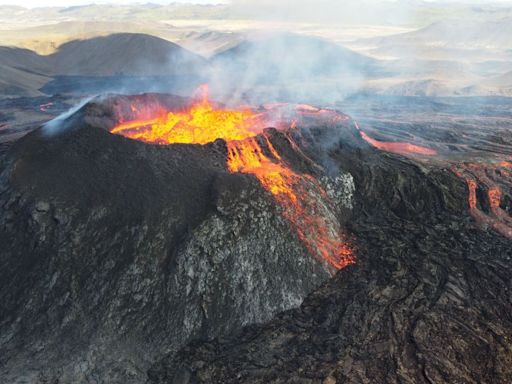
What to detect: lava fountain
<box><xmin>111</xmin><ymin>86</ymin><xmax>354</xmax><ymax>270</ymax></box>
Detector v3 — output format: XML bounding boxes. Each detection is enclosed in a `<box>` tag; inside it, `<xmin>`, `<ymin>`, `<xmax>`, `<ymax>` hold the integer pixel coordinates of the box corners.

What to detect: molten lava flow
<box><xmin>112</xmin><ymin>87</ymin><xmax>264</xmax><ymax>145</ymax></box>
<box><xmin>466</xmin><ymin>179</ymin><xmax>478</xmax><ymax>210</ymax></box>
<box><xmin>359</xmin><ymin>131</ymin><xmax>437</xmax><ymax>156</ymax></box>
<box><xmin>353</xmin><ymin>121</ymin><xmax>437</xmax><ymax>156</ymax></box>
<box><xmin>452</xmin><ymin>164</ymin><xmax>512</xmax><ymax>239</ymax></box>
<box><xmin>111</xmin><ymin>87</ymin><xmax>354</xmax><ymax>270</ymax></box>
<box><xmin>227</xmin><ymin>136</ymin><xmax>354</xmax><ymax>269</ymax></box>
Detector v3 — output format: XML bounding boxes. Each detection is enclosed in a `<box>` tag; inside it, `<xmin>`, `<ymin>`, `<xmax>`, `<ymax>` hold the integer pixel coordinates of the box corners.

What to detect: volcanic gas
<box><xmin>111</xmin><ymin>85</ymin><xmax>354</xmax><ymax>270</ymax></box>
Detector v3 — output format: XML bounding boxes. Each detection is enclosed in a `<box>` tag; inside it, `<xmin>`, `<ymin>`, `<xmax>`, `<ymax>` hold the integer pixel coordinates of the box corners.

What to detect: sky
<box><xmin>0</xmin><ymin>0</ymin><xmax>227</xmax><ymax>6</ymax></box>
<box><xmin>1</xmin><ymin>0</ymin><xmax>511</xmax><ymax>7</ymax></box>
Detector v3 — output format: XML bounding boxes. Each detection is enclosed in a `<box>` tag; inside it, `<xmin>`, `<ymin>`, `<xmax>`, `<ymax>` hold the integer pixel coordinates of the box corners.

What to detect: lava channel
<box><xmin>453</xmin><ymin>163</ymin><xmax>512</xmax><ymax>239</ymax></box>
<box><xmin>354</xmin><ymin>122</ymin><xmax>437</xmax><ymax>156</ymax></box>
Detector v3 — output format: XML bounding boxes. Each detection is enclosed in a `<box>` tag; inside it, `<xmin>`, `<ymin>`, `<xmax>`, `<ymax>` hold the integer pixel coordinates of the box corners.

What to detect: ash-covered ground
<box><xmin>0</xmin><ymin>93</ymin><xmax>511</xmax><ymax>384</ymax></box>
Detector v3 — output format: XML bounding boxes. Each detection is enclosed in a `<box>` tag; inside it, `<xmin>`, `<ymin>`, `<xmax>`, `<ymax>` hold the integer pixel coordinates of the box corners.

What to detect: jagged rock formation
<box><xmin>0</xmin><ymin>96</ymin><xmax>356</xmax><ymax>383</ymax></box>
<box><xmin>149</xmin><ymin>137</ymin><xmax>512</xmax><ymax>383</ymax></box>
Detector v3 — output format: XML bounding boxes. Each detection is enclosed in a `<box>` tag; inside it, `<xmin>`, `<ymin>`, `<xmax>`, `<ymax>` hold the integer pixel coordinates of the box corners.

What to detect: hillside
<box><xmin>460</xmin><ymin>71</ymin><xmax>512</xmax><ymax>97</ymax></box>
<box><xmin>364</xmin><ymin>18</ymin><xmax>512</xmax><ymax>50</ymax></box>
<box><xmin>47</xmin><ymin>33</ymin><xmax>207</xmax><ymax>76</ymax></box>
<box><xmin>0</xmin><ymin>33</ymin><xmax>208</xmax><ymax>96</ymax></box>
<box><xmin>206</xmin><ymin>33</ymin><xmax>386</xmax><ymax>102</ymax></box>
<box><xmin>212</xmin><ymin>34</ymin><xmax>382</xmax><ymax>80</ymax></box>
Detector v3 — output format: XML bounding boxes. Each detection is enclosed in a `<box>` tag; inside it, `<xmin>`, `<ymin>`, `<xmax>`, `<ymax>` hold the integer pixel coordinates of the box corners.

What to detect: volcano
<box><xmin>1</xmin><ymin>89</ymin><xmax>512</xmax><ymax>384</ymax></box>
<box><xmin>0</xmin><ymin>90</ymin><xmax>357</xmax><ymax>383</ymax></box>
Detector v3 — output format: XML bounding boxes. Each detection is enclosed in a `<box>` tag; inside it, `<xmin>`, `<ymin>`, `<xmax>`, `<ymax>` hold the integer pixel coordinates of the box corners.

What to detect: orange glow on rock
<box><xmin>467</xmin><ymin>179</ymin><xmax>478</xmax><ymax>210</ymax></box>
<box><xmin>452</xmin><ymin>164</ymin><xmax>512</xmax><ymax>239</ymax></box>
<box><xmin>488</xmin><ymin>187</ymin><xmax>502</xmax><ymax>211</ymax></box>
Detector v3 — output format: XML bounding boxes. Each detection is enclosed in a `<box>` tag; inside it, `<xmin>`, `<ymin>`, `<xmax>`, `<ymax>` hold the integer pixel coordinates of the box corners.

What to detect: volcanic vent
<box><xmin>109</xmin><ymin>85</ymin><xmax>355</xmax><ymax>269</ymax></box>
<box><xmin>0</xmin><ymin>88</ymin><xmax>358</xmax><ymax>383</ymax></box>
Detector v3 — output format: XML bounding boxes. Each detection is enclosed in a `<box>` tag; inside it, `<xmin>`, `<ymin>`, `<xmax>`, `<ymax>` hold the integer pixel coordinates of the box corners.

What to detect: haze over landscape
<box><xmin>1</xmin><ymin>0</ymin><xmax>511</xmax><ymax>97</ymax></box>
<box><xmin>1</xmin><ymin>1</ymin><xmax>512</xmax><ymax>384</ymax></box>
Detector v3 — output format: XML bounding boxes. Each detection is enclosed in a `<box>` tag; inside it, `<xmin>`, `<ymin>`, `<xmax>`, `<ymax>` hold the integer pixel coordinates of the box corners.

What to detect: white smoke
<box><xmin>42</xmin><ymin>96</ymin><xmax>95</xmax><ymax>136</ymax></box>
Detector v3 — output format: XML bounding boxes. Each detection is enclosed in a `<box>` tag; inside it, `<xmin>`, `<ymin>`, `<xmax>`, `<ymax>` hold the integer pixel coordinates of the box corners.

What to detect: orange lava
<box><xmin>360</xmin><ymin>131</ymin><xmax>437</xmax><ymax>156</ymax></box>
<box><xmin>112</xmin><ymin>86</ymin><xmax>264</xmax><ymax>145</ymax></box>
<box><xmin>466</xmin><ymin>179</ymin><xmax>478</xmax><ymax>210</ymax></box>
<box><xmin>111</xmin><ymin>86</ymin><xmax>354</xmax><ymax>270</ymax></box>
<box><xmin>227</xmin><ymin>136</ymin><xmax>354</xmax><ymax>269</ymax></box>
<box><xmin>488</xmin><ymin>187</ymin><xmax>502</xmax><ymax>211</ymax></box>
<box><xmin>453</xmin><ymin>164</ymin><xmax>512</xmax><ymax>239</ymax></box>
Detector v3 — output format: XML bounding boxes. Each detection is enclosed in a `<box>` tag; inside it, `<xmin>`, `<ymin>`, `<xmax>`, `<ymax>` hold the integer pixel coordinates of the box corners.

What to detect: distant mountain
<box><xmin>211</xmin><ymin>34</ymin><xmax>382</xmax><ymax>82</ymax></box>
<box><xmin>480</xmin><ymin>71</ymin><xmax>512</xmax><ymax>88</ymax></box>
<box><xmin>1</xmin><ymin>2</ymin><xmax>511</xmax><ymax>28</ymax></box>
<box><xmin>460</xmin><ymin>71</ymin><xmax>512</xmax><ymax>97</ymax></box>
<box><xmin>205</xmin><ymin>33</ymin><xmax>387</xmax><ymax>103</ymax></box>
<box><xmin>0</xmin><ymin>4</ymin><xmax>229</xmax><ymax>24</ymax></box>
<box><xmin>0</xmin><ymin>64</ymin><xmax>50</xmax><ymax>97</ymax></box>
<box><xmin>0</xmin><ymin>33</ymin><xmax>208</xmax><ymax>96</ymax></box>
<box><xmin>0</xmin><ymin>47</ymin><xmax>52</xmax><ymax>96</ymax></box>
<box><xmin>47</xmin><ymin>33</ymin><xmax>207</xmax><ymax>76</ymax></box>
<box><xmin>178</xmin><ymin>31</ymin><xmax>242</xmax><ymax>58</ymax></box>
<box><xmin>403</xmin><ymin>18</ymin><xmax>512</xmax><ymax>49</ymax></box>
<box><xmin>363</xmin><ymin>18</ymin><xmax>512</xmax><ymax>51</ymax></box>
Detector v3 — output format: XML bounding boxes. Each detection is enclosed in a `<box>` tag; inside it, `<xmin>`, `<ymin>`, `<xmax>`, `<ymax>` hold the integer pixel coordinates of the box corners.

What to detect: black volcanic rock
<box><xmin>0</xmin><ymin>95</ymin><xmax>357</xmax><ymax>383</ymax></box>
<box><xmin>148</xmin><ymin>140</ymin><xmax>512</xmax><ymax>383</ymax></box>
<box><xmin>0</xmin><ymin>33</ymin><xmax>208</xmax><ymax>96</ymax></box>
<box><xmin>47</xmin><ymin>33</ymin><xmax>207</xmax><ymax>76</ymax></box>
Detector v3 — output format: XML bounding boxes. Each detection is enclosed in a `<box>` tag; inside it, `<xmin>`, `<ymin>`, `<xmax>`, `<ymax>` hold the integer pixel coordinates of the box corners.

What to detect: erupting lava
<box><xmin>111</xmin><ymin>86</ymin><xmax>354</xmax><ymax>270</ymax></box>
<box><xmin>111</xmin><ymin>85</ymin><xmax>264</xmax><ymax>144</ymax></box>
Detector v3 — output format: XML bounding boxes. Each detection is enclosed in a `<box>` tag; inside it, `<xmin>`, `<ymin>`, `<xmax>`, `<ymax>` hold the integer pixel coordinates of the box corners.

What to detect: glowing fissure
<box><xmin>453</xmin><ymin>164</ymin><xmax>512</xmax><ymax>239</ymax></box>
<box><xmin>111</xmin><ymin>86</ymin><xmax>354</xmax><ymax>270</ymax></box>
